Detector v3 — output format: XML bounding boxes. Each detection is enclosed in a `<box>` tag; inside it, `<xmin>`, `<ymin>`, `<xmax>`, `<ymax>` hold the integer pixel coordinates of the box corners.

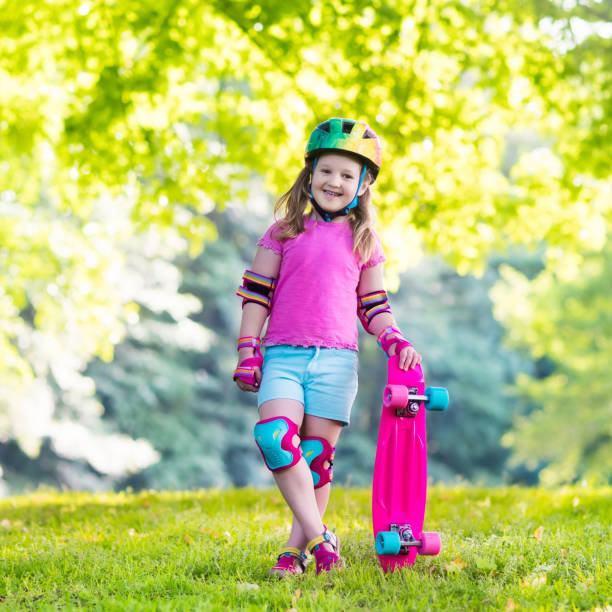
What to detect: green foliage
<box><xmin>2</xmin><ymin>202</ymin><xmax>532</xmax><ymax>491</ymax></box>
<box><xmin>485</xmin><ymin>1</ymin><xmax>612</xmax><ymax>485</ymax></box>
<box><xmin>82</xmin><ymin>209</ymin><xmax>535</xmax><ymax>490</ymax></box>
<box><xmin>1</xmin><ymin>0</ymin><xmax>611</xmax><ymax>486</ymax></box>
<box><xmin>492</xmin><ymin>240</ymin><xmax>612</xmax><ymax>485</ymax></box>
<box><xmin>85</xmin><ymin>207</ymin><xmax>271</xmax><ymax>490</ymax></box>
<box><xmin>340</xmin><ymin>256</ymin><xmax>535</xmax><ymax>486</ymax></box>
<box><xmin>0</xmin><ymin>203</ymin><xmax>272</xmax><ymax>492</ymax></box>
<box><xmin>210</xmin><ymin>0</ymin><xmax>612</xmax><ymax>275</ymax></box>
<box><xmin>1</xmin><ymin>486</ymin><xmax>610</xmax><ymax>610</ymax></box>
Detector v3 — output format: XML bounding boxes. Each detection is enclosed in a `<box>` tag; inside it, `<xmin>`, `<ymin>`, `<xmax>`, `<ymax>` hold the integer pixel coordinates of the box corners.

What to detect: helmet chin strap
<box><xmin>309</xmin><ymin>158</ymin><xmax>367</xmax><ymax>223</ymax></box>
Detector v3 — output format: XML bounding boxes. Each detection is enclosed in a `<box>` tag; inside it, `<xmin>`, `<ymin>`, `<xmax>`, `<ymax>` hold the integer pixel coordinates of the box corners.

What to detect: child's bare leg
<box><xmin>258</xmin><ymin>400</ymin><xmax>326</xmax><ymax>541</ymax></box>
<box><xmin>285</xmin><ymin>414</ymin><xmax>344</xmax><ymax>551</ymax></box>
<box><xmin>285</xmin><ymin>484</ymin><xmax>331</xmax><ymax>549</ymax></box>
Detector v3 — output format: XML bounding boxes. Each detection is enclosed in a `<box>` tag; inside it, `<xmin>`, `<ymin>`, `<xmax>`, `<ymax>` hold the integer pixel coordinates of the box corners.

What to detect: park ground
<box><xmin>1</xmin><ymin>486</ymin><xmax>610</xmax><ymax>610</ymax></box>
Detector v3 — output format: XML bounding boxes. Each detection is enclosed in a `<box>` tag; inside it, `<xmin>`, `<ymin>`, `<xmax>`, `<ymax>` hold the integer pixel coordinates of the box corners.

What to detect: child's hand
<box><xmin>234</xmin><ymin>347</ymin><xmax>262</xmax><ymax>392</ymax></box>
<box><xmin>235</xmin><ymin>363</ymin><xmax>262</xmax><ymax>392</ymax></box>
<box><xmin>396</xmin><ymin>344</ymin><xmax>422</xmax><ymax>371</ymax></box>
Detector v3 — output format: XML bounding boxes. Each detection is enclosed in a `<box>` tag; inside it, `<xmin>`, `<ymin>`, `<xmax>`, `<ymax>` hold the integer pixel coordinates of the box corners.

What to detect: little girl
<box><xmin>234</xmin><ymin>118</ymin><xmax>421</xmax><ymax>577</ymax></box>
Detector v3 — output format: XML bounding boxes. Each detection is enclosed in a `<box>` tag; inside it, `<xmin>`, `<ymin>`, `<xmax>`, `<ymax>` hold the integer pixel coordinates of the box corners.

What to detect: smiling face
<box><xmin>310</xmin><ymin>153</ymin><xmax>368</xmax><ymax>219</ymax></box>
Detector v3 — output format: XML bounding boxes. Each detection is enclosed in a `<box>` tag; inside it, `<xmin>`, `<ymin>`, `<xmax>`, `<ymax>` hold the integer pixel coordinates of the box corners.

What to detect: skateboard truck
<box><xmin>397</xmin><ymin>387</ymin><xmax>424</xmax><ymax>417</ymax></box>
<box><xmin>383</xmin><ymin>384</ymin><xmax>449</xmax><ymax>418</ymax></box>
<box><xmin>375</xmin><ymin>523</ymin><xmax>420</xmax><ymax>555</ymax></box>
<box><xmin>375</xmin><ymin>523</ymin><xmax>441</xmax><ymax>557</ymax></box>
<box><xmin>393</xmin><ymin>523</ymin><xmax>420</xmax><ymax>550</ymax></box>
<box><xmin>384</xmin><ymin>386</ymin><xmax>427</xmax><ymax>417</ymax></box>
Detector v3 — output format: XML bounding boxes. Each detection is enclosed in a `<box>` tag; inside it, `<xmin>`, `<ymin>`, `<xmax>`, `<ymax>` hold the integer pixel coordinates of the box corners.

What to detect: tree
<box><xmin>492</xmin><ymin>241</ymin><xmax>612</xmax><ymax>485</ymax></box>
<box><xmin>87</xmin><ymin>205</ymin><xmax>273</xmax><ymax>490</ymax></box>
<box><xmin>1</xmin><ymin>0</ymin><xmax>610</xmax><ymax>486</ymax></box>
<box><xmin>488</xmin><ymin>0</ymin><xmax>612</xmax><ymax>483</ymax></box>
<box><xmin>337</xmin><ymin>255</ymin><xmax>535</xmax><ymax>486</ymax></box>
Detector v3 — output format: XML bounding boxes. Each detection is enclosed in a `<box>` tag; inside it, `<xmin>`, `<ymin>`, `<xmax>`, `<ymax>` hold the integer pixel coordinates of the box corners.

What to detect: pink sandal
<box><xmin>268</xmin><ymin>547</ymin><xmax>308</xmax><ymax>578</ymax></box>
<box><xmin>307</xmin><ymin>528</ymin><xmax>343</xmax><ymax>574</ymax></box>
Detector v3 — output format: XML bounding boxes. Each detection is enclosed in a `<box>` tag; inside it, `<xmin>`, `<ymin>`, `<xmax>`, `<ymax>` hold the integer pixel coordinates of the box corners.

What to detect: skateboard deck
<box><xmin>372</xmin><ymin>355</ymin><xmax>448</xmax><ymax>572</ymax></box>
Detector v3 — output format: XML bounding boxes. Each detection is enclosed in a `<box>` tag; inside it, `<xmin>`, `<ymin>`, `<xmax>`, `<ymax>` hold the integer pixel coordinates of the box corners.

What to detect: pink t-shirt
<box><xmin>257</xmin><ymin>217</ymin><xmax>386</xmax><ymax>351</ymax></box>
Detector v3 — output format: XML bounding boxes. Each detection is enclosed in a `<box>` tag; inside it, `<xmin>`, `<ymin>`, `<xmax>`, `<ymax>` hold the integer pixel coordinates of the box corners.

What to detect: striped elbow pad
<box><xmin>237</xmin><ymin>270</ymin><xmax>277</xmax><ymax>310</ymax></box>
<box><xmin>358</xmin><ymin>290</ymin><xmax>391</xmax><ymax>323</ymax></box>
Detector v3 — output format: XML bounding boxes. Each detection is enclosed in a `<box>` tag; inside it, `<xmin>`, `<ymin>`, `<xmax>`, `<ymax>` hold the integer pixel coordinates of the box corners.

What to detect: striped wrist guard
<box><xmin>377</xmin><ymin>326</ymin><xmax>412</xmax><ymax>357</ymax></box>
<box><xmin>237</xmin><ymin>336</ymin><xmax>262</xmax><ymax>352</ymax></box>
<box><xmin>358</xmin><ymin>290</ymin><xmax>392</xmax><ymax>327</ymax></box>
<box><xmin>233</xmin><ymin>336</ymin><xmax>263</xmax><ymax>386</ymax></box>
<box><xmin>237</xmin><ymin>270</ymin><xmax>276</xmax><ymax>310</ymax></box>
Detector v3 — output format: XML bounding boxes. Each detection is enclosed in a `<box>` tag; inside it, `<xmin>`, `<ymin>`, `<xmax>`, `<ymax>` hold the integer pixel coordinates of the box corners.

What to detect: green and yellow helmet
<box><xmin>305</xmin><ymin>118</ymin><xmax>382</xmax><ymax>180</ymax></box>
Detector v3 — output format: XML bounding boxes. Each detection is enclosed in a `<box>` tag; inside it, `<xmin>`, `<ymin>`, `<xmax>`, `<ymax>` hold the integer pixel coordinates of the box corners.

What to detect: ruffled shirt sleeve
<box><xmin>361</xmin><ymin>229</ymin><xmax>386</xmax><ymax>269</ymax></box>
<box><xmin>256</xmin><ymin>222</ymin><xmax>284</xmax><ymax>255</ymax></box>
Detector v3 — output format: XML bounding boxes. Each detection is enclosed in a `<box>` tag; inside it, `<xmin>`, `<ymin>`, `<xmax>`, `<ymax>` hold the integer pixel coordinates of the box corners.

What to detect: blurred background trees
<box><xmin>1</xmin><ymin>0</ymin><xmax>610</xmax><ymax>493</ymax></box>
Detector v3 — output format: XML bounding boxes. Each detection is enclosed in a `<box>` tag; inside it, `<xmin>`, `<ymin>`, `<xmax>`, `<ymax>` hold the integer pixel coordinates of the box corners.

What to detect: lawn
<box><xmin>1</xmin><ymin>486</ymin><xmax>610</xmax><ymax>610</ymax></box>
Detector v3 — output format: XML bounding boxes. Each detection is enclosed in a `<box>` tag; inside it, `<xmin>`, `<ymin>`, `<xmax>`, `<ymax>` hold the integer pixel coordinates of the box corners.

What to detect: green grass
<box><xmin>1</xmin><ymin>486</ymin><xmax>610</xmax><ymax>611</ymax></box>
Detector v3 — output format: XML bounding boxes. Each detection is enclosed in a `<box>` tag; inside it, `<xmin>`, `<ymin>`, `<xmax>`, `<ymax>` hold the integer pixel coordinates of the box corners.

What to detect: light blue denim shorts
<box><xmin>257</xmin><ymin>345</ymin><xmax>359</xmax><ymax>425</ymax></box>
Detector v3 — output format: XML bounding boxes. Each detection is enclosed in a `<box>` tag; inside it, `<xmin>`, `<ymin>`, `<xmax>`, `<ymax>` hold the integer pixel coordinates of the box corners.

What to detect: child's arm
<box><xmin>235</xmin><ymin>246</ymin><xmax>282</xmax><ymax>392</ymax></box>
<box><xmin>357</xmin><ymin>263</ymin><xmax>421</xmax><ymax>371</ymax></box>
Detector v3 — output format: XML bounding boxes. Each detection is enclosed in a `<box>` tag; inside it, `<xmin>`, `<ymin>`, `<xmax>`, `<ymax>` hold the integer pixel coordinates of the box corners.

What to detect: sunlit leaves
<box><xmin>1</xmin><ymin>0</ymin><xmax>609</xmax><ymax>260</ymax></box>
<box><xmin>0</xmin><ymin>0</ymin><xmax>611</xmax><ymax>481</ymax></box>
<box><xmin>493</xmin><ymin>241</ymin><xmax>612</xmax><ymax>484</ymax></box>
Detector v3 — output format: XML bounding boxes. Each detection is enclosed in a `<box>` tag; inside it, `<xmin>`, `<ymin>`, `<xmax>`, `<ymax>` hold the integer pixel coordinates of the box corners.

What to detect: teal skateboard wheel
<box><xmin>425</xmin><ymin>387</ymin><xmax>449</xmax><ymax>411</ymax></box>
<box><xmin>375</xmin><ymin>531</ymin><xmax>401</xmax><ymax>555</ymax></box>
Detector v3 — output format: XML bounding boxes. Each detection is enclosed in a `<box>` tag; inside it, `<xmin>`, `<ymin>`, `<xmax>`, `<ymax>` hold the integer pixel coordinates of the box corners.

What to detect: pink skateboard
<box><xmin>372</xmin><ymin>355</ymin><xmax>448</xmax><ymax>571</ymax></box>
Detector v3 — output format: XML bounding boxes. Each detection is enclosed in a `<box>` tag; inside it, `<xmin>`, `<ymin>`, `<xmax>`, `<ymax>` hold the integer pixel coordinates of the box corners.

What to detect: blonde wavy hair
<box><xmin>272</xmin><ymin>157</ymin><xmax>378</xmax><ymax>263</ymax></box>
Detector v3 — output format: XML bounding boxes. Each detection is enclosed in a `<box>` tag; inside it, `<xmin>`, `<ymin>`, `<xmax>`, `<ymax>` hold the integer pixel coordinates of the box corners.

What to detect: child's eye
<box><xmin>343</xmin><ymin>174</ymin><xmax>353</xmax><ymax>179</ymax></box>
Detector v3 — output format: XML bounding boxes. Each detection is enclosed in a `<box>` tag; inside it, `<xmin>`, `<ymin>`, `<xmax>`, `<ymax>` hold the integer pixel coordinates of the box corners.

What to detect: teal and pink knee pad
<box><xmin>301</xmin><ymin>436</ymin><xmax>335</xmax><ymax>488</ymax></box>
<box><xmin>253</xmin><ymin>417</ymin><xmax>301</xmax><ymax>472</ymax></box>
<box><xmin>253</xmin><ymin>418</ymin><xmax>334</xmax><ymax>488</ymax></box>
